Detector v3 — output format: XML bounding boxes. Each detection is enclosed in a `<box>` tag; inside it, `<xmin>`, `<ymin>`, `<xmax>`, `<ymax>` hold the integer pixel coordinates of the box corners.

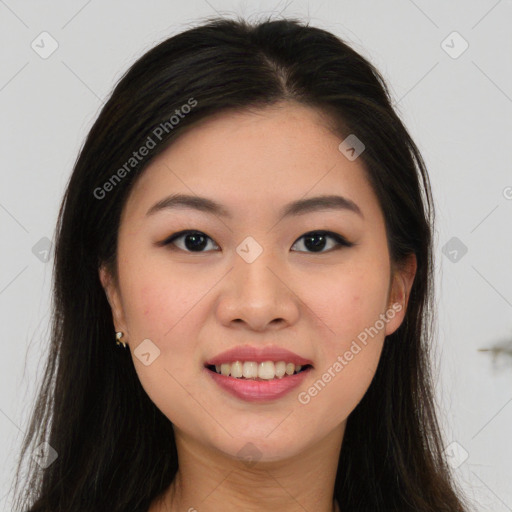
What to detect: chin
<box><xmin>208</xmin><ymin>430</ymin><xmax>310</xmax><ymax>465</ymax></box>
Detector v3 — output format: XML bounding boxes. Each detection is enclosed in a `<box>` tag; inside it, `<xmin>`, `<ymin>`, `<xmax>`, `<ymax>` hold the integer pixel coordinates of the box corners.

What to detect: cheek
<box><xmin>296</xmin><ymin>342</ymin><xmax>384</xmax><ymax>437</ymax></box>
<box><xmin>120</xmin><ymin>267</ymin><xmax>206</xmax><ymax>428</ymax></box>
<box><xmin>294</xmin><ymin>266</ymin><xmax>388</xmax><ymax>422</ymax></box>
<box><xmin>119</xmin><ymin>260</ymin><xmax>211</xmax><ymax>381</ymax></box>
<box><xmin>306</xmin><ymin>264</ymin><xmax>390</xmax><ymax>350</ymax></box>
<box><xmin>119</xmin><ymin>258</ymin><xmax>206</xmax><ymax>342</ymax></box>
<box><xmin>297</xmin><ymin>283</ymin><xmax>387</xmax><ymax>428</ymax></box>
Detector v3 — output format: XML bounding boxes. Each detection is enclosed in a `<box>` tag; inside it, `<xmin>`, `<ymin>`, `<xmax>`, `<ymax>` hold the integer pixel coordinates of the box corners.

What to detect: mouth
<box><xmin>204</xmin><ymin>361</ymin><xmax>313</xmax><ymax>402</ymax></box>
<box><xmin>203</xmin><ymin>345</ymin><xmax>314</xmax><ymax>401</ymax></box>
<box><xmin>205</xmin><ymin>361</ymin><xmax>313</xmax><ymax>381</ymax></box>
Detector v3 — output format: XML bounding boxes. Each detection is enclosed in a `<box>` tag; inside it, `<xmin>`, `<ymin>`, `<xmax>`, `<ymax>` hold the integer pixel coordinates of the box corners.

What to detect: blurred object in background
<box><xmin>479</xmin><ymin>332</ymin><xmax>512</xmax><ymax>369</ymax></box>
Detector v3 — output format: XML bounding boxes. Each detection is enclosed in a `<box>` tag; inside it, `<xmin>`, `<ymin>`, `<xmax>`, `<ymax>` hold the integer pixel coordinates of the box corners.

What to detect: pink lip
<box><xmin>205</xmin><ymin>366</ymin><xmax>312</xmax><ymax>402</ymax></box>
<box><xmin>204</xmin><ymin>345</ymin><xmax>314</xmax><ymax>366</ymax></box>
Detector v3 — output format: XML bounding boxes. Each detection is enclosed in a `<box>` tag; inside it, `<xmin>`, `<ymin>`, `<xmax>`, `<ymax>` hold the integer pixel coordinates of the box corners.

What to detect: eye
<box><xmin>161</xmin><ymin>230</ymin><xmax>219</xmax><ymax>252</ymax></box>
<box><xmin>160</xmin><ymin>229</ymin><xmax>354</xmax><ymax>254</ymax></box>
<box><xmin>291</xmin><ymin>230</ymin><xmax>354</xmax><ymax>253</ymax></box>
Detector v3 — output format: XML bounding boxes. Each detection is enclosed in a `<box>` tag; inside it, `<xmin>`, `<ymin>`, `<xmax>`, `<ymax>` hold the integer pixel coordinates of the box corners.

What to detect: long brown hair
<box><xmin>10</xmin><ymin>15</ymin><xmax>470</xmax><ymax>511</ymax></box>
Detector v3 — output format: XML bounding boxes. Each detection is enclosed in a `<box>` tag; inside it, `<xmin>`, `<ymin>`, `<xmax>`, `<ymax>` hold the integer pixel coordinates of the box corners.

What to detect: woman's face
<box><xmin>100</xmin><ymin>102</ymin><xmax>415</xmax><ymax>463</ymax></box>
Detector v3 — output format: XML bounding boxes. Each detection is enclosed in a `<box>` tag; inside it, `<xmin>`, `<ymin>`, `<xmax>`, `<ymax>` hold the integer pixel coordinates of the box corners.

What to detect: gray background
<box><xmin>1</xmin><ymin>1</ymin><xmax>511</xmax><ymax>510</ymax></box>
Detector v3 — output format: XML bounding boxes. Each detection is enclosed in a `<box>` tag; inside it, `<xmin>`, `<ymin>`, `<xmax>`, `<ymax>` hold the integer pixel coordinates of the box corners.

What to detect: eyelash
<box><xmin>160</xmin><ymin>230</ymin><xmax>354</xmax><ymax>254</ymax></box>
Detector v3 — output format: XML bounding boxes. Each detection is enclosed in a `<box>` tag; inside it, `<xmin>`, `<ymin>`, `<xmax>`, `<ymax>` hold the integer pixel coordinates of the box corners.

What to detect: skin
<box><xmin>99</xmin><ymin>101</ymin><xmax>416</xmax><ymax>512</ymax></box>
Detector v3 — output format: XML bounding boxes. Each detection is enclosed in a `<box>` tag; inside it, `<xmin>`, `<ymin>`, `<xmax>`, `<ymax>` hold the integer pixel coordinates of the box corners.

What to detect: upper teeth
<box><xmin>214</xmin><ymin>361</ymin><xmax>303</xmax><ymax>380</ymax></box>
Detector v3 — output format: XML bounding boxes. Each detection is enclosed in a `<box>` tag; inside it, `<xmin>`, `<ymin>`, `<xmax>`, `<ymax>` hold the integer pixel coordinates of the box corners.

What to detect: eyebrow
<box><xmin>146</xmin><ymin>193</ymin><xmax>363</xmax><ymax>220</ymax></box>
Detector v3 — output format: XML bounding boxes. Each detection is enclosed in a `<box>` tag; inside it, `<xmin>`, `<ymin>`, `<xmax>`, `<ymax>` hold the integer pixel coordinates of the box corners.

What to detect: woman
<box><xmin>11</xmin><ymin>16</ymin><xmax>470</xmax><ymax>512</ymax></box>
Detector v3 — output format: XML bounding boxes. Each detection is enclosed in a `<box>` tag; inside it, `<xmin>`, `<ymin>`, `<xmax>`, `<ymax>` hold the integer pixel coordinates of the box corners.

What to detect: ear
<box><xmin>384</xmin><ymin>253</ymin><xmax>417</xmax><ymax>337</ymax></box>
<box><xmin>98</xmin><ymin>264</ymin><xmax>128</xmax><ymax>337</ymax></box>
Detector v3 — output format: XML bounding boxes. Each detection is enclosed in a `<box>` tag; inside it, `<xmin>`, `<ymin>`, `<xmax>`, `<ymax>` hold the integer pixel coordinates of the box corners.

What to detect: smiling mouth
<box><xmin>205</xmin><ymin>362</ymin><xmax>313</xmax><ymax>380</ymax></box>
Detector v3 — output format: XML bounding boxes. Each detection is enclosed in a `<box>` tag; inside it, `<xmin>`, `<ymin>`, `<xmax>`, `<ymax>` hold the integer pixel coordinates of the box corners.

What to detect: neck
<box><xmin>151</xmin><ymin>423</ymin><xmax>345</xmax><ymax>512</ymax></box>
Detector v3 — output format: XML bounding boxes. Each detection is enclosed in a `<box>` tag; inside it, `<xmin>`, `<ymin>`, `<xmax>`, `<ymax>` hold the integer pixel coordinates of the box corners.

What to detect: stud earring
<box><xmin>115</xmin><ymin>331</ymin><xmax>127</xmax><ymax>348</ymax></box>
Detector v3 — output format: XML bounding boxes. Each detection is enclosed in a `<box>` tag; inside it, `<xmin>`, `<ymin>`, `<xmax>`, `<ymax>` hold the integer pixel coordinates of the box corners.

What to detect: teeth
<box><xmin>257</xmin><ymin>361</ymin><xmax>274</xmax><ymax>380</ymax></box>
<box><xmin>275</xmin><ymin>361</ymin><xmax>286</xmax><ymax>378</ymax></box>
<box><xmin>243</xmin><ymin>361</ymin><xmax>258</xmax><ymax>378</ymax></box>
<box><xmin>231</xmin><ymin>361</ymin><xmax>243</xmax><ymax>378</ymax></box>
<box><xmin>220</xmin><ymin>363</ymin><xmax>230</xmax><ymax>377</ymax></box>
<box><xmin>211</xmin><ymin>361</ymin><xmax>306</xmax><ymax>379</ymax></box>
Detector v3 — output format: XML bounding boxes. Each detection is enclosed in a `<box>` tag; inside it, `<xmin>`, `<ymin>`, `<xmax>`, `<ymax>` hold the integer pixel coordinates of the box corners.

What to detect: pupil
<box><xmin>185</xmin><ymin>232</ymin><xmax>207</xmax><ymax>251</ymax></box>
<box><xmin>305</xmin><ymin>233</ymin><xmax>326</xmax><ymax>252</ymax></box>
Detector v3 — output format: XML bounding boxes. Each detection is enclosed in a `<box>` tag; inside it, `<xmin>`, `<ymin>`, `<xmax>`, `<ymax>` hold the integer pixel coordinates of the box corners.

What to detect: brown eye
<box><xmin>162</xmin><ymin>230</ymin><xmax>219</xmax><ymax>252</ymax></box>
<box><xmin>291</xmin><ymin>231</ymin><xmax>353</xmax><ymax>253</ymax></box>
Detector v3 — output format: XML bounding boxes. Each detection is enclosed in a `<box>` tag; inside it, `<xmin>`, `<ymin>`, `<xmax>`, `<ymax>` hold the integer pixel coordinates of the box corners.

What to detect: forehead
<box><xmin>121</xmin><ymin>102</ymin><xmax>382</xmax><ymax>227</ymax></box>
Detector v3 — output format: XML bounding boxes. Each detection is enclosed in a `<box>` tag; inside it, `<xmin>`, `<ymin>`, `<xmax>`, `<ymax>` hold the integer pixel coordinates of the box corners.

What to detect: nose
<box><xmin>215</xmin><ymin>249</ymin><xmax>300</xmax><ymax>332</ymax></box>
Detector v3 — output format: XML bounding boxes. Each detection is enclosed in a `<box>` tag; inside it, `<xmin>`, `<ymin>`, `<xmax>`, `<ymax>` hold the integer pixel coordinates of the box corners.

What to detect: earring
<box><xmin>115</xmin><ymin>331</ymin><xmax>127</xmax><ymax>348</ymax></box>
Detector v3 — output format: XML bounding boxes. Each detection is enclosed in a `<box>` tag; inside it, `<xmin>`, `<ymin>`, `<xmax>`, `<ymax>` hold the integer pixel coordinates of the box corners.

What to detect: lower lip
<box><xmin>204</xmin><ymin>366</ymin><xmax>312</xmax><ymax>402</ymax></box>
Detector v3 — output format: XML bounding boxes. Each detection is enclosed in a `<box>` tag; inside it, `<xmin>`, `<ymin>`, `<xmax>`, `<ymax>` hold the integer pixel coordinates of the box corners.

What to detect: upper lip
<box><xmin>205</xmin><ymin>345</ymin><xmax>314</xmax><ymax>367</ymax></box>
